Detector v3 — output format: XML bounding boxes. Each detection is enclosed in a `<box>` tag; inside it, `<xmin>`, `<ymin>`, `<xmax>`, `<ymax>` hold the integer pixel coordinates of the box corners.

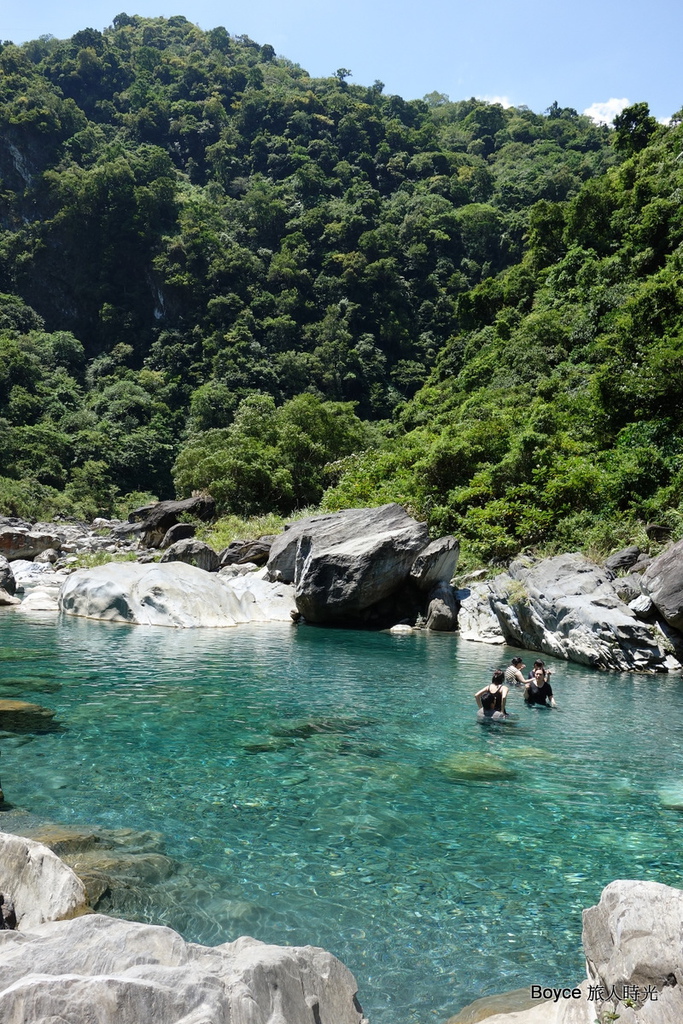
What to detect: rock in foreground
<box><xmin>0</xmin><ymin>916</ymin><xmax>369</xmax><ymax>1024</ymax></box>
<box><xmin>0</xmin><ymin>833</ymin><xmax>88</xmax><ymax>928</ymax></box>
<box><xmin>59</xmin><ymin>561</ymin><xmax>295</xmax><ymax>627</ymax></box>
<box><xmin>0</xmin><ymin>832</ymin><xmax>368</xmax><ymax>1024</ymax></box>
<box><xmin>450</xmin><ymin>879</ymin><xmax>683</xmax><ymax>1023</ymax></box>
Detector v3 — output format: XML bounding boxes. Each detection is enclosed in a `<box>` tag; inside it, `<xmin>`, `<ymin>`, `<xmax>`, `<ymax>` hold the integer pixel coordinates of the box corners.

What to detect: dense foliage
<box><xmin>0</xmin><ymin>15</ymin><xmax>680</xmax><ymax>562</ymax></box>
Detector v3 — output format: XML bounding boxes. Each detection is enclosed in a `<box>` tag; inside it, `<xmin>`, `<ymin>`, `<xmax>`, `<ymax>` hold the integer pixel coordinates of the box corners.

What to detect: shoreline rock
<box><xmin>59</xmin><ymin>561</ymin><xmax>296</xmax><ymax>627</ymax></box>
<box><xmin>0</xmin><ymin>831</ymin><xmax>368</xmax><ymax>1024</ymax></box>
<box><xmin>457</xmin><ymin>553</ymin><xmax>681</xmax><ymax>672</ymax></box>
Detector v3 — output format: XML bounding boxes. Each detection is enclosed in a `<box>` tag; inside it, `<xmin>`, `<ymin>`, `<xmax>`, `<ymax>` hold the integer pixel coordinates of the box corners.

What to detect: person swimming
<box><xmin>504</xmin><ymin>657</ymin><xmax>528</xmax><ymax>686</ymax></box>
<box><xmin>524</xmin><ymin>666</ymin><xmax>557</xmax><ymax>708</ymax></box>
<box><xmin>475</xmin><ymin>670</ymin><xmax>509</xmax><ymax>719</ymax></box>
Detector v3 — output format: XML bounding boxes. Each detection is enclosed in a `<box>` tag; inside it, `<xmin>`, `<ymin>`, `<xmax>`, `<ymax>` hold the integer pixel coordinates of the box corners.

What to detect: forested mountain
<box><xmin>1</xmin><ymin>15</ymin><xmax>680</xmax><ymax>563</ymax></box>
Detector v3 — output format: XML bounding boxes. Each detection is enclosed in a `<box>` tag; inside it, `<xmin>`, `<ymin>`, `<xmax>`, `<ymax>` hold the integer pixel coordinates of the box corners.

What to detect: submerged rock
<box><xmin>446</xmin><ymin>987</ymin><xmax>546</xmax><ymax>1023</ymax></box>
<box><xmin>270</xmin><ymin>715</ymin><xmax>376</xmax><ymax>738</ymax></box>
<box><xmin>0</xmin><ymin>699</ymin><xmax>60</xmax><ymax>734</ymax></box>
<box><xmin>435</xmin><ymin>753</ymin><xmax>517</xmax><ymax>782</ymax></box>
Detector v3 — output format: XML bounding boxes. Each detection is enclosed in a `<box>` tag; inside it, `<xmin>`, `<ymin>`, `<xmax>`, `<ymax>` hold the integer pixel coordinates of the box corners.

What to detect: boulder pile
<box><xmin>457</xmin><ymin>551</ymin><xmax>682</xmax><ymax>672</ymax></box>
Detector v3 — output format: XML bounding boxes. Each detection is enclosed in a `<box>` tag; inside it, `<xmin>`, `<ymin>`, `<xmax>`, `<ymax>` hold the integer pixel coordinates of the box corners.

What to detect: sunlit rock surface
<box><xmin>0</xmin><ymin>833</ymin><xmax>88</xmax><ymax>929</ymax></box>
<box><xmin>59</xmin><ymin>561</ymin><xmax>295</xmax><ymax>627</ymax></box>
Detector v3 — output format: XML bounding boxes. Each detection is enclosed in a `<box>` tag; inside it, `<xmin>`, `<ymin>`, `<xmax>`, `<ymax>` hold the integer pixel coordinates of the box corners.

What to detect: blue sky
<box><xmin>3</xmin><ymin>0</ymin><xmax>681</xmax><ymax>122</ymax></box>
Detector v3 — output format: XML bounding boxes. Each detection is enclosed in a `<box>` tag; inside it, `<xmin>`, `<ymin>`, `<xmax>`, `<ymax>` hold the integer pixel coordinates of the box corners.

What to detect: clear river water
<box><xmin>1</xmin><ymin>611</ymin><xmax>683</xmax><ymax>1024</ymax></box>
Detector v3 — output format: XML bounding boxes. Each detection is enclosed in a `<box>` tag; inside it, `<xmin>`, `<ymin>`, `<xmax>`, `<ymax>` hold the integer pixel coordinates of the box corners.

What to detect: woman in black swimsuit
<box><xmin>475</xmin><ymin>670</ymin><xmax>509</xmax><ymax>719</ymax></box>
<box><xmin>524</xmin><ymin>666</ymin><xmax>557</xmax><ymax>708</ymax></box>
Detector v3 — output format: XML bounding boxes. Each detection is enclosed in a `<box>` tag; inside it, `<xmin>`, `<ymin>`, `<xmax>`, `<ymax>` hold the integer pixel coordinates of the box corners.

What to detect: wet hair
<box><xmin>511</xmin><ymin>657</ymin><xmax>524</xmax><ymax>666</ymax></box>
<box><xmin>492</xmin><ymin>670</ymin><xmax>505</xmax><ymax>686</ymax></box>
<box><xmin>533</xmin><ymin>660</ymin><xmax>545</xmax><ymax>670</ymax></box>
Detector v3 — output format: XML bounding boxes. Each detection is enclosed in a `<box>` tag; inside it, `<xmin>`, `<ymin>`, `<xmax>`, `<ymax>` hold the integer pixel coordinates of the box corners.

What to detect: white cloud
<box><xmin>583</xmin><ymin>98</ymin><xmax>630</xmax><ymax>124</ymax></box>
<box><xmin>477</xmin><ymin>94</ymin><xmax>514</xmax><ymax>108</ymax></box>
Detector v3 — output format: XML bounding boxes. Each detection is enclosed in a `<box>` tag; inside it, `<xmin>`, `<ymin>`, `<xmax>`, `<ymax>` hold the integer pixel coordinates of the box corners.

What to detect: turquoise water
<box><xmin>1</xmin><ymin>612</ymin><xmax>683</xmax><ymax>1023</ymax></box>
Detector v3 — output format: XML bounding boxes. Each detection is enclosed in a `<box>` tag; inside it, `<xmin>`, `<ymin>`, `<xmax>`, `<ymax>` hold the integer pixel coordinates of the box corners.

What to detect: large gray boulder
<box><xmin>59</xmin><ymin>561</ymin><xmax>295</xmax><ymax>627</ymax></box>
<box><xmin>0</xmin><ymin>833</ymin><xmax>88</xmax><ymax>929</ymax></box>
<box><xmin>136</xmin><ymin>495</ymin><xmax>216</xmax><ymax>548</ymax></box>
<box><xmin>0</xmin><ymin>527</ymin><xmax>61</xmax><ymax>562</ymax></box>
<box><xmin>0</xmin><ymin>832</ymin><xmax>367</xmax><ymax>1024</ymax></box>
<box><xmin>159</xmin><ymin>538</ymin><xmax>221</xmax><ymax>572</ymax></box>
<box><xmin>267</xmin><ymin>505</ymin><xmax>429</xmax><ymax>624</ymax></box>
<box><xmin>643</xmin><ymin>538</ymin><xmax>683</xmax><ymax>632</ymax></box>
<box><xmin>0</xmin><ymin>915</ymin><xmax>368</xmax><ymax>1024</ymax></box>
<box><xmin>0</xmin><ymin>554</ymin><xmax>16</xmax><ymax>595</ymax></box>
<box><xmin>449</xmin><ymin>879</ymin><xmax>683</xmax><ymax>1024</ymax></box>
<box><xmin>460</xmin><ymin>554</ymin><xmax>676</xmax><ymax>671</ymax></box>
<box><xmin>490</xmin><ymin>554</ymin><xmax>675</xmax><ymax>671</ymax></box>
<box><xmin>409</xmin><ymin>536</ymin><xmax>459</xmax><ymax>591</ymax></box>
<box><xmin>582</xmin><ymin>880</ymin><xmax>683</xmax><ymax>1023</ymax></box>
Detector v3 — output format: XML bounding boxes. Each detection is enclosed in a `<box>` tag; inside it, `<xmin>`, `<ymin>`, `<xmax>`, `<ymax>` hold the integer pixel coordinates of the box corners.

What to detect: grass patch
<box><xmin>68</xmin><ymin>551</ymin><xmax>139</xmax><ymax>569</ymax></box>
<box><xmin>197</xmin><ymin>508</ymin><xmax>319</xmax><ymax>551</ymax></box>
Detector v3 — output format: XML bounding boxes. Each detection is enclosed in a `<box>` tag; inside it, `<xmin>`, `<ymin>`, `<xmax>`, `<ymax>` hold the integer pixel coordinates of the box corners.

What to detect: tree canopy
<box><xmin>1</xmin><ymin>16</ymin><xmax>681</xmax><ymax>564</ymax></box>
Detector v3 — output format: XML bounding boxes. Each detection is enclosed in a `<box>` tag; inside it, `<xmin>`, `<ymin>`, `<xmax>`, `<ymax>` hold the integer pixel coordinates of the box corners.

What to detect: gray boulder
<box><xmin>487</xmin><ymin>553</ymin><xmax>674</xmax><ymax>671</ymax></box>
<box><xmin>613</xmin><ymin>572</ymin><xmax>644</xmax><ymax>603</ymax></box>
<box><xmin>0</xmin><ymin>915</ymin><xmax>368</xmax><ymax>1024</ymax></box>
<box><xmin>160</xmin><ymin>522</ymin><xmax>196</xmax><ymax>548</ymax></box>
<box><xmin>0</xmin><ymin>832</ymin><xmax>368</xmax><ymax>1024</ymax></box>
<box><xmin>583</xmin><ymin>880</ymin><xmax>683</xmax><ymax>1023</ymax></box>
<box><xmin>604</xmin><ymin>545</ymin><xmax>641</xmax><ymax>573</ymax></box>
<box><xmin>643</xmin><ymin>538</ymin><xmax>683</xmax><ymax>631</ymax></box>
<box><xmin>458</xmin><ymin>554</ymin><xmax>675</xmax><ymax>671</ymax></box>
<box><xmin>409</xmin><ymin>535</ymin><xmax>459</xmax><ymax>591</ymax></box>
<box><xmin>160</xmin><ymin>538</ymin><xmax>221</xmax><ymax>572</ymax></box>
<box><xmin>136</xmin><ymin>495</ymin><xmax>216</xmax><ymax>548</ymax></box>
<box><xmin>456</xmin><ymin>582</ymin><xmax>506</xmax><ymax>644</ymax></box>
<box><xmin>59</xmin><ymin>561</ymin><xmax>295</xmax><ymax>627</ymax></box>
<box><xmin>0</xmin><ymin>554</ymin><xmax>16</xmax><ymax>595</ymax></box>
<box><xmin>0</xmin><ymin>527</ymin><xmax>61</xmax><ymax>562</ymax></box>
<box><xmin>448</xmin><ymin>879</ymin><xmax>683</xmax><ymax>1024</ymax></box>
<box><xmin>266</xmin><ymin>505</ymin><xmax>429</xmax><ymax>624</ymax></box>
<box><xmin>0</xmin><ymin>833</ymin><xmax>88</xmax><ymax>929</ymax></box>
<box><xmin>219</xmin><ymin>538</ymin><xmax>272</xmax><ymax>567</ymax></box>
<box><xmin>425</xmin><ymin>581</ymin><xmax>458</xmax><ymax>631</ymax></box>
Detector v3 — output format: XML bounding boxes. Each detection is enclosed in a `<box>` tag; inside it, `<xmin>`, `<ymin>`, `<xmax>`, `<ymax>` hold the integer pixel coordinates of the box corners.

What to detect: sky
<box><xmin>2</xmin><ymin>0</ymin><xmax>682</xmax><ymax>123</ymax></box>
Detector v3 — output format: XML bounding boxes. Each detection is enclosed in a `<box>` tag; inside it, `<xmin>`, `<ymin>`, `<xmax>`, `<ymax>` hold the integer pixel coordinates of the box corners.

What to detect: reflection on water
<box><xmin>1</xmin><ymin>613</ymin><xmax>683</xmax><ymax>1024</ymax></box>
